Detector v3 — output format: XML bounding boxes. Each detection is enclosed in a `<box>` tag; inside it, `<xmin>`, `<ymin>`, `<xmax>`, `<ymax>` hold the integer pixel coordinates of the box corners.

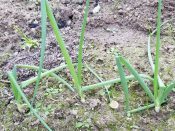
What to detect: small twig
<box><xmin>5</xmin><ymin>96</ymin><xmax>14</xmax><ymax>107</ymax></box>
<box><xmin>0</xmin><ymin>80</ymin><xmax>10</xmax><ymax>84</ymax></box>
<box><xmin>49</xmin><ymin>97</ymin><xmax>60</xmax><ymax>102</ymax></box>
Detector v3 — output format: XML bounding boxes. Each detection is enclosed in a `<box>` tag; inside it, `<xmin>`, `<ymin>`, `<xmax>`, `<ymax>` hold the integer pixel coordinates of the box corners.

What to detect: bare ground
<box><xmin>0</xmin><ymin>0</ymin><xmax>175</xmax><ymax>130</ymax></box>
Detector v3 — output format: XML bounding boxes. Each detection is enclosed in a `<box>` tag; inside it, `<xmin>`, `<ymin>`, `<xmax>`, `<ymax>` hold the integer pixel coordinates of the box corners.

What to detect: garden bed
<box><xmin>0</xmin><ymin>0</ymin><xmax>175</xmax><ymax>130</ymax></box>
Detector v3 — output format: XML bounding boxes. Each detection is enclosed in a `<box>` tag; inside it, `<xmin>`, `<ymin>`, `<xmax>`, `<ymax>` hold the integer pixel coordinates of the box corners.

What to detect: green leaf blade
<box><xmin>11</xmin><ymin>66</ymin><xmax>21</xmax><ymax>103</ymax></box>
<box><xmin>32</xmin><ymin>0</ymin><xmax>47</xmax><ymax>105</ymax></box>
<box><xmin>115</xmin><ymin>54</ymin><xmax>130</xmax><ymax>112</ymax></box>
<box><xmin>153</xmin><ymin>0</ymin><xmax>162</xmax><ymax>99</ymax></box>
<box><xmin>8</xmin><ymin>71</ymin><xmax>52</xmax><ymax>131</ymax></box>
<box><xmin>45</xmin><ymin>0</ymin><xmax>83</xmax><ymax>98</ymax></box>
<box><xmin>120</xmin><ymin>56</ymin><xmax>154</xmax><ymax>101</ymax></box>
<box><xmin>77</xmin><ymin>0</ymin><xmax>90</xmax><ymax>84</ymax></box>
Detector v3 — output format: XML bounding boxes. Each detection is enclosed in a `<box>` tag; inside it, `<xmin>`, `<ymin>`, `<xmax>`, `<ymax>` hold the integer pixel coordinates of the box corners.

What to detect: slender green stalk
<box><xmin>115</xmin><ymin>54</ymin><xmax>130</xmax><ymax>112</ymax></box>
<box><xmin>77</xmin><ymin>0</ymin><xmax>90</xmax><ymax>85</ymax></box>
<box><xmin>32</xmin><ymin>0</ymin><xmax>47</xmax><ymax>105</ymax></box>
<box><xmin>85</xmin><ymin>63</ymin><xmax>111</xmax><ymax>102</ymax></box>
<box><xmin>19</xmin><ymin>64</ymin><xmax>71</xmax><ymax>88</ymax></box>
<box><xmin>39</xmin><ymin>0</ymin><xmax>83</xmax><ymax>99</ymax></box>
<box><xmin>8</xmin><ymin>71</ymin><xmax>52</xmax><ymax>131</ymax></box>
<box><xmin>148</xmin><ymin>16</ymin><xmax>175</xmax><ymax>112</ymax></box>
<box><xmin>16</xmin><ymin>64</ymin><xmax>69</xmax><ymax>70</ymax></box>
<box><xmin>82</xmin><ymin>74</ymin><xmax>153</xmax><ymax>91</ymax></box>
<box><xmin>148</xmin><ymin>35</ymin><xmax>165</xmax><ymax>88</ymax></box>
<box><xmin>160</xmin><ymin>82</ymin><xmax>175</xmax><ymax>103</ymax></box>
<box><xmin>153</xmin><ymin>0</ymin><xmax>162</xmax><ymax>100</ymax></box>
<box><xmin>150</xmin><ymin>19</ymin><xmax>175</xmax><ymax>36</ymax></box>
<box><xmin>12</xmin><ymin>66</ymin><xmax>17</xmax><ymax>79</ymax></box>
<box><xmin>128</xmin><ymin>103</ymin><xmax>155</xmax><ymax>114</ymax></box>
<box><xmin>120</xmin><ymin>57</ymin><xmax>154</xmax><ymax>101</ymax></box>
<box><xmin>16</xmin><ymin>64</ymin><xmax>74</xmax><ymax>92</ymax></box>
<box><xmin>11</xmin><ymin>66</ymin><xmax>21</xmax><ymax>103</ymax></box>
<box><xmin>147</xmin><ymin>18</ymin><xmax>175</xmax><ymax>111</ymax></box>
<box><xmin>148</xmin><ymin>19</ymin><xmax>175</xmax><ymax>79</ymax></box>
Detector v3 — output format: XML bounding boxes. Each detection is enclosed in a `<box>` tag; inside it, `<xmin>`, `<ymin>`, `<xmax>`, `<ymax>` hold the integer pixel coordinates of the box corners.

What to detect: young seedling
<box><xmin>8</xmin><ymin>0</ymin><xmax>175</xmax><ymax>130</ymax></box>
<box><xmin>148</xmin><ymin>0</ymin><xmax>175</xmax><ymax>112</ymax></box>
<box><xmin>8</xmin><ymin>0</ymin><xmax>90</xmax><ymax>129</ymax></box>
<box><xmin>8</xmin><ymin>71</ymin><xmax>52</xmax><ymax>131</ymax></box>
<box><xmin>31</xmin><ymin>0</ymin><xmax>47</xmax><ymax>106</ymax></box>
<box><xmin>14</xmin><ymin>26</ymin><xmax>39</xmax><ymax>50</ymax></box>
<box><xmin>115</xmin><ymin>0</ymin><xmax>175</xmax><ymax>114</ymax></box>
<box><xmin>10</xmin><ymin>66</ymin><xmax>22</xmax><ymax>104</ymax></box>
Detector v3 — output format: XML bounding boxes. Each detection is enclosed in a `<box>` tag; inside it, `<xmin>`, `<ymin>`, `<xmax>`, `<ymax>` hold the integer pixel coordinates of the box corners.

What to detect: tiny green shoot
<box><xmin>14</xmin><ymin>26</ymin><xmax>39</xmax><ymax>49</ymax></box>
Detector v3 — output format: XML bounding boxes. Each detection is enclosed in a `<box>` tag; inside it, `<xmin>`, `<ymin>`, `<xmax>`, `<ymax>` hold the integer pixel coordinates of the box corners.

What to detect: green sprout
<box><xmin>7</xmin><ymin>0</ymin><xmax>175</xmax><ymax>130</ymax></box>
<box><xmin>14</xmin><ymin>26</ymin><xmax>39</xmax><ymax>49</ymax></box>
<box><xmin>115</xmin><ymin>0</ymin><xmax>175</xmax><ymax>115</ymax></box>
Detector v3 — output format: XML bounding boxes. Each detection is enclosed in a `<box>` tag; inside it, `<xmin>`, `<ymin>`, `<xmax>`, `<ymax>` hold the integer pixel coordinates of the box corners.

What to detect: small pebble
<box><xmin>70</xmin><ymin>109</ymin><xmax>78</xmax><ymax>115</ymax></box>
<box><xmin>118</xmin><ymin>9</ymin><xmax>125</xmax><ymax>15</ymax></box>
<box><xmin>109</xmin><ymin>100</ymin><xmax>119</xmax><ymax>109</ymax></box>
<box><xmin>113</xmin><ymin>15</ymin><xmax>117</xmax><ymax>19</ymax></box>
<box><xmin>92</xmin><ymin>4</ymin><xmax>101</xmax><ymax>14</ymax></box>
<box><xmin>117</xmin><ymin>5</ymin><xmax>122</xmax><ymax>10</ymax></box>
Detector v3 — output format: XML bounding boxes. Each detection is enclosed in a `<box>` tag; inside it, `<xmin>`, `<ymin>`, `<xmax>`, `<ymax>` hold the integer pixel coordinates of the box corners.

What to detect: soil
<box><xmin>0</xmin><ymin>0</ymin><xmax>175</xmax><ymax>130</ymax></box>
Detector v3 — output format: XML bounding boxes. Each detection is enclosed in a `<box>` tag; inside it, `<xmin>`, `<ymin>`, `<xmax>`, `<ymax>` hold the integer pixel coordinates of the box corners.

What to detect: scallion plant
<box><xmin>7</xmin><ymin>0</ymin><xmax>175</xmax><ymax>130</ymax></box>
<box><xmin>115</xmin><ymin>0</ymin><xmax>175</xmax><ymax>115</ymax></box>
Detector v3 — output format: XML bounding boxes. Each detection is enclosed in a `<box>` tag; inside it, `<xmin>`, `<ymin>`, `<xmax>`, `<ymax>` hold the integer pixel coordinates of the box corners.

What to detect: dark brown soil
<box><xmin>0</xmin><ymin>0</ymin><xmax>175</xmax><ymax>130</ymax></box>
